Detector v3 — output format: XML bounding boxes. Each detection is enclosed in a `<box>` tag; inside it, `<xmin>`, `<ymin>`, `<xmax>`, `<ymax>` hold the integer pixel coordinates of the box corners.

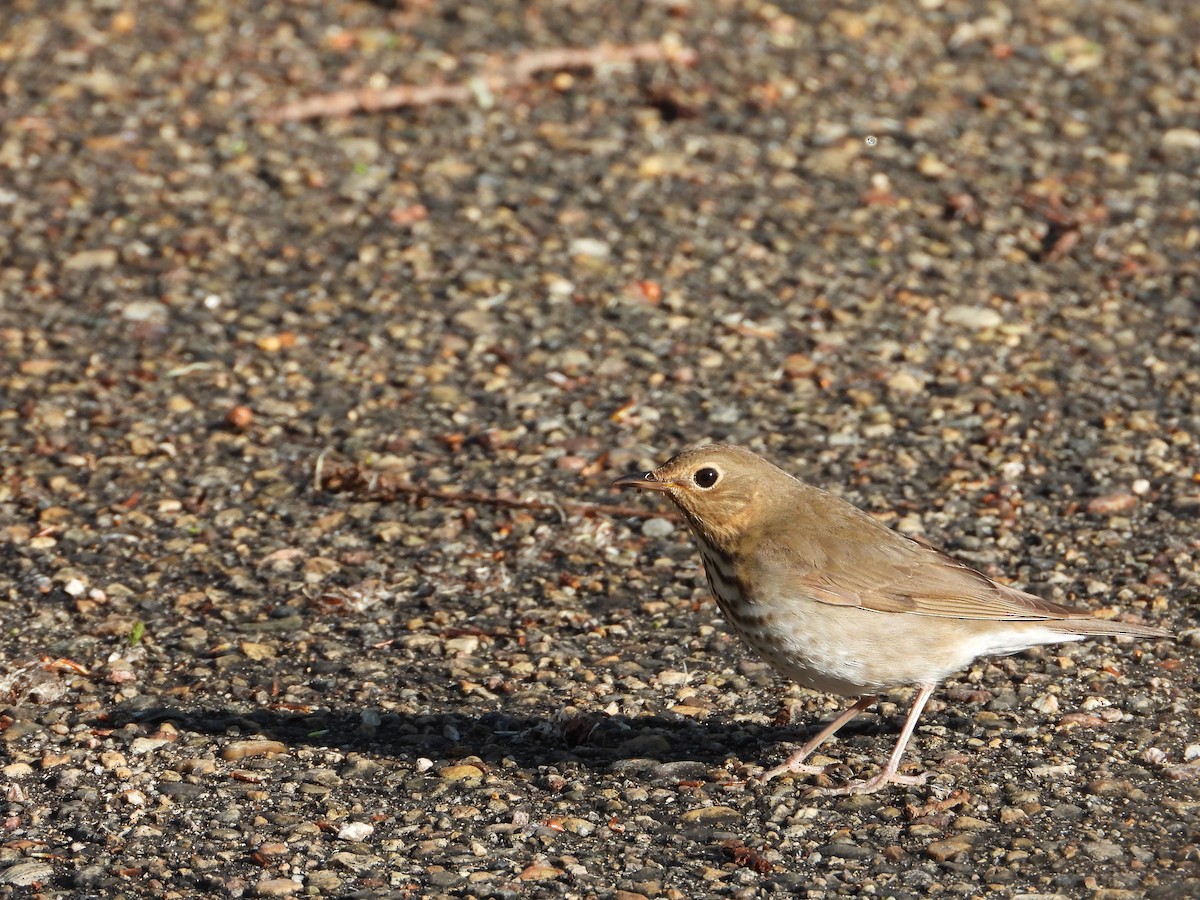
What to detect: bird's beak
<box><xmin>612</xmin><ymin>471</ymin><xmax>673</xmax><ymax>492</ymax></box>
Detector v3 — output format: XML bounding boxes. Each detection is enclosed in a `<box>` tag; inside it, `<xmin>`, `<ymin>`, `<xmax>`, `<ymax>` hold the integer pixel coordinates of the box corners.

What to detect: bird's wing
<box><xmin>756</xmin><ymin>531</ymin><xmax>1089</xmax><ymax>622</ymax></box>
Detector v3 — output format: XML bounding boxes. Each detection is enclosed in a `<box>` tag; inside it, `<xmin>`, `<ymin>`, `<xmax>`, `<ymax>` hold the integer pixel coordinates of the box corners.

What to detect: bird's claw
<box><xmin>757</xmin><ymin>761</ymin><xmax>829</xmax><ymax>784</ymax></box>
<box><xmin>800</xmin><ymin>769</ymin><xmax>929</xmax><ymax>797</ymax></box>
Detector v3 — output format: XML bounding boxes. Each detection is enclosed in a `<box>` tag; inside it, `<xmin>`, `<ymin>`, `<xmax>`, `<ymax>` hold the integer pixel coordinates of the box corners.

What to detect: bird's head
<box><xmin>613</xmin><ymin>444</ymin><xmax>787</xmax><ymax>547</ymax></box>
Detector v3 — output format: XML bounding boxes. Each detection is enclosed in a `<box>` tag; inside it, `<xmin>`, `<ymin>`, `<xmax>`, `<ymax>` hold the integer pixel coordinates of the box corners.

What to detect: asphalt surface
<box><xmin>1</xmin><ymin>1</ymin><xmax>1199</xmax><ymax>897</ymax></box>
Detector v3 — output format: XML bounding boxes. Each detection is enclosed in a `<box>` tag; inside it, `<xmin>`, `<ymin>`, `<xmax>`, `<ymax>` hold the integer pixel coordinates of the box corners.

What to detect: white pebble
<box><xmin>943</xmin><ymin>305</ymin><xmax>1002</xmax><ymax>329</ymax></box>
<box><xmin>123</xmin><ymin>789</ymin><xmax>147</xmax><ymax>807</ymax></box>
<box><xmin>1030</xmin><ymin>693</ymin><xmax>1059</xmax><ymax>715</ymax></box>
<box><xmin>568</xmin><ymin>238</ymin><xmax>611</xmax><ymax>259</ymax></box>
<box><xmin>0</xmin><ymin>860</ymin><xmax>54</xmax><ymax>886</ymax></box>
<box><xmin>121</xmin><ymin>299</ymin><xmax>168</xmax><ymax>322</ymax></box>
<box><xmin>445</xmin><ymin>635</ymin><xmax>480</xmax><ymax>655</ymax></box>
<box><xmin>1000</xmin><ymin>461</ymin><xmax>1026</xmax><ymax>481</ymax></box>
<box><xmin>1142</xmin><ymin>747</ymin><xmax>1168</xmax><ymax>766</ymax></box>
<box><xmin>655</xmin><ymin>669</ymin><xmax>692</xmax><ymax>686</ymax></box>
<box><xmin>642</xmin><ymin>517</ymin><xmax>675</xmax><ymax>538</ymax></box>
<box><xmin>885</xmin><ymin>370</ymin><xmax>924</xmax><ymax>395</ymax></box>
<box><xmin>1161</xmin><ymin>127</ymin><xmax>1200</xmax><ymax>155</ymax></box>
<box><xmin>547</xmin><ymin>277</ymin><xmax>575</xmax><ymax>298</ymax></box>
<box><xmin>337</xmin><ymin>821</ymin><xmax>374</xmax><ymax>842</ymax></box>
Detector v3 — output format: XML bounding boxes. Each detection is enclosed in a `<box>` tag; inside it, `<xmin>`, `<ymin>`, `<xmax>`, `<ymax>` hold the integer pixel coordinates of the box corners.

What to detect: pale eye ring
<box><xmin>693</xmin><ymin>467</ymin><xmax>720</xmax><ymax>489</ymax></box>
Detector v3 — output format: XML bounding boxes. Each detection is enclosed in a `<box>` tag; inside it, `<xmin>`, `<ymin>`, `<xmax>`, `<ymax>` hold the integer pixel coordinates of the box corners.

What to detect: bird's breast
<box><xmin>697</xmin><ymin>545</ymin><xmax>748</xmax><ymax>612</ymax></box>
<box><xmin>696</xmin><ymin>542</ymin><xmax>933</xmax><ymax>694</ymax></box>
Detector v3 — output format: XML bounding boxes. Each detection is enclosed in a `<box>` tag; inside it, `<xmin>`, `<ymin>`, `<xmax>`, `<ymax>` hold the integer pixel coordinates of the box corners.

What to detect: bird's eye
<box><xmin>693</xmin><ymin>467</ymin><xmax>720</xmax><ymax>489</ymax></box>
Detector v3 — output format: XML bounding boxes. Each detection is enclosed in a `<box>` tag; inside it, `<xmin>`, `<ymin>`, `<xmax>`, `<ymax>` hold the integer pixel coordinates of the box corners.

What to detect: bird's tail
<box><xmin>1052</xmin><ymin>617</ymin><xmax>1171</xmax><ymax>640</ymax></box>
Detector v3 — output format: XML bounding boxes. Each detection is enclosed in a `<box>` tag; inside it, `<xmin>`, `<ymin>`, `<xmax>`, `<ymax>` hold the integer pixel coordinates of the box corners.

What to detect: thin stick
<box><xmin>265</xmin><ymin>41</ymin><xmax>697</xmax><ymax>122</ymax></box>
<box><xmin>315</xmin><ymin>461</ymin><xmax>672</xmax><ymax>521</ymax></box>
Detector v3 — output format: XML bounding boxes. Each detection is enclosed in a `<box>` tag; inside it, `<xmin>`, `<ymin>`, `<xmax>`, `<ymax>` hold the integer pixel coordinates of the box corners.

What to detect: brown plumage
<box><xmin>614</xmin><ymin>444</ymin><xmax>1171</xmax><ymax>795</ymax></box>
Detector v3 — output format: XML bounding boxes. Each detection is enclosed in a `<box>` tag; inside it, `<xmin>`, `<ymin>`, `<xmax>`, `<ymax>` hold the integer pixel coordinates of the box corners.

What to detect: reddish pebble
<box><xmin>226</xmin><ymin>405</ymin><xmax>253</xmax><ymax>431</ymax></box>
<box><xmin>1087</xmin><ymin>493</ymin><xmax>1136</xmax><ymax>515</ymax></box>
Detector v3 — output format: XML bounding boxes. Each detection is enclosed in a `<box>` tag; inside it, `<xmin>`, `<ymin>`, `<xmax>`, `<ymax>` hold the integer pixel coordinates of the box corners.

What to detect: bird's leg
<box><xmin>759</xmin><ymin>695</ymin><xmax>877</xmax><ymax>782</ymax></box>
<box><xmin>804</xmin><ymin>683</ymin><xmax>936</xmax><ymax>796</ymax></box>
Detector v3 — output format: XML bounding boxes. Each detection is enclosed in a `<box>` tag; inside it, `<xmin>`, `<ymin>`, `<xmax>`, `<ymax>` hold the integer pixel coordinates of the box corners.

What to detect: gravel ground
<box><xmin>2</xmin><ymin>0</ymin><xmax>1200</xmax><ymax>897</ymax></box>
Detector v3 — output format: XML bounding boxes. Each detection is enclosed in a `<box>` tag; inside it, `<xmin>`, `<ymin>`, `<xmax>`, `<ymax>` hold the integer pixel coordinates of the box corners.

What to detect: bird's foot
<box><xmin>801</xmin><ymin>769</ymin><xmax>929</xmax><ymax>797</ymax></box>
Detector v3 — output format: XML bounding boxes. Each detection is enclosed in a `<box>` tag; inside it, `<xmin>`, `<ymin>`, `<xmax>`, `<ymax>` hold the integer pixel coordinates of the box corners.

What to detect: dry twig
<box><xmin>265</xmin><ymin>41</ymin><xmax>697</xmax><ymax>122</ymax></box>
<box><xmin>316</xmin><ymin>461</ymin><xmax>670</xmax><ymax>521</ymax></box>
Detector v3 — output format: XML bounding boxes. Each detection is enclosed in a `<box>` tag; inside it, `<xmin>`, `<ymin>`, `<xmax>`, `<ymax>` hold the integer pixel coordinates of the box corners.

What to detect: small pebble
<box><xmin>1087</xmin><ymin>493</ymin><xmax>1137</xmax><ymax>515</ymax></box>
<box><xmin>0</xmin><ymin>860</ymin><xmax>55</xmax><ymax>886</ymax></box>
<box><xmin>254</xmin><ymin>877</ymin><xmax>302</xmax><ymax>897</ymax></box>
<box><xmin>943</xmin><ymin>305</ymin><xmax>1002</xmax><ymax>329</ymax></box>
<box><xmin>225</xmin><ymin>405</ymin><xmax>253</xmax><ymax>431</ymax></box>
<box><xmin>680</xmin><ymin>806</ymin><xmax>741</xmax><ymax>824</ymax></box>
<box><xmin>221</xmin><ymin>740</ymin><xmax>287</xmax><ymax>761</ymax></box>
<box><xmin>568</xmin><ymin>238</ymin><xmax>611</xmax><ymax>259</ymax></box>
<box><xmin>925</xmin><ymin>835</ymin><xmax>975</xmax><ymax>861</ymax></box>
<box><xmin>337</xmin><ymin>821</ymin><xmax>374</xmax><ymax>842</ymax></box>
<box><xmin>1030</xmin><ymin>693</ymin><xmax>1059</xmax><ymax>715</ymax></box>
<box><xmin>518</xmin><ymin>863</ymin><xmax>565</xmax><ymax>881</ymax></box>
<box><xmin>1161</xmin><ymin>127</ymin><xmax>1200</xmax><ymax>157</ymax></box>
<box><xmin>439</xmin><ymin>764</ymin><xmax>484</xmax><ymax>781</ymax></box>
<box><xmin>642</xmin><ymin>518</ymin><xmax>675</xmax><ymax>538</ymax></box>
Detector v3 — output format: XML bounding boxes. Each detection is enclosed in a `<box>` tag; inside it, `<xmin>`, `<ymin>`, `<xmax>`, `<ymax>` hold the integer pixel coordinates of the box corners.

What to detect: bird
<box><xmin>612</xmin><ymin>444</ymin><xmax>1171</xmax><ymax>795</ymax></box>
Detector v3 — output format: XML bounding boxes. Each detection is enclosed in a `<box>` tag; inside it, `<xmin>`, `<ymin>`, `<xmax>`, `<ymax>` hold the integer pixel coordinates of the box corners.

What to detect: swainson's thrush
<box><xmin>614</xmin><ymin>444</ymin><xmax>1171</xmax><ymax>795</ymax></box>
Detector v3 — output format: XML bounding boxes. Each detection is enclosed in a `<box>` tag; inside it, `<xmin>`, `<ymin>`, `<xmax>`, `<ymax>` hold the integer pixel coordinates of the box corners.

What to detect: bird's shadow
<box><xmin>104</xmin><ymin>701</ymin><xmax>918</xmax><ymax>775</ymax></box>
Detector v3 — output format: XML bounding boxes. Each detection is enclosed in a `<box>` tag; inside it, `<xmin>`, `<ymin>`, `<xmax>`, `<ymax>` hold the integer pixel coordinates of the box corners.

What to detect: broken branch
<box><xmin>265</xmin><ymin>41</ymin><xmax>697</xmax><ymax>122</ymax></box>
<box><xmin>315</xmin><ymin>461</ymin><xmax>671</xmax><ymax>521</ymax></box>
